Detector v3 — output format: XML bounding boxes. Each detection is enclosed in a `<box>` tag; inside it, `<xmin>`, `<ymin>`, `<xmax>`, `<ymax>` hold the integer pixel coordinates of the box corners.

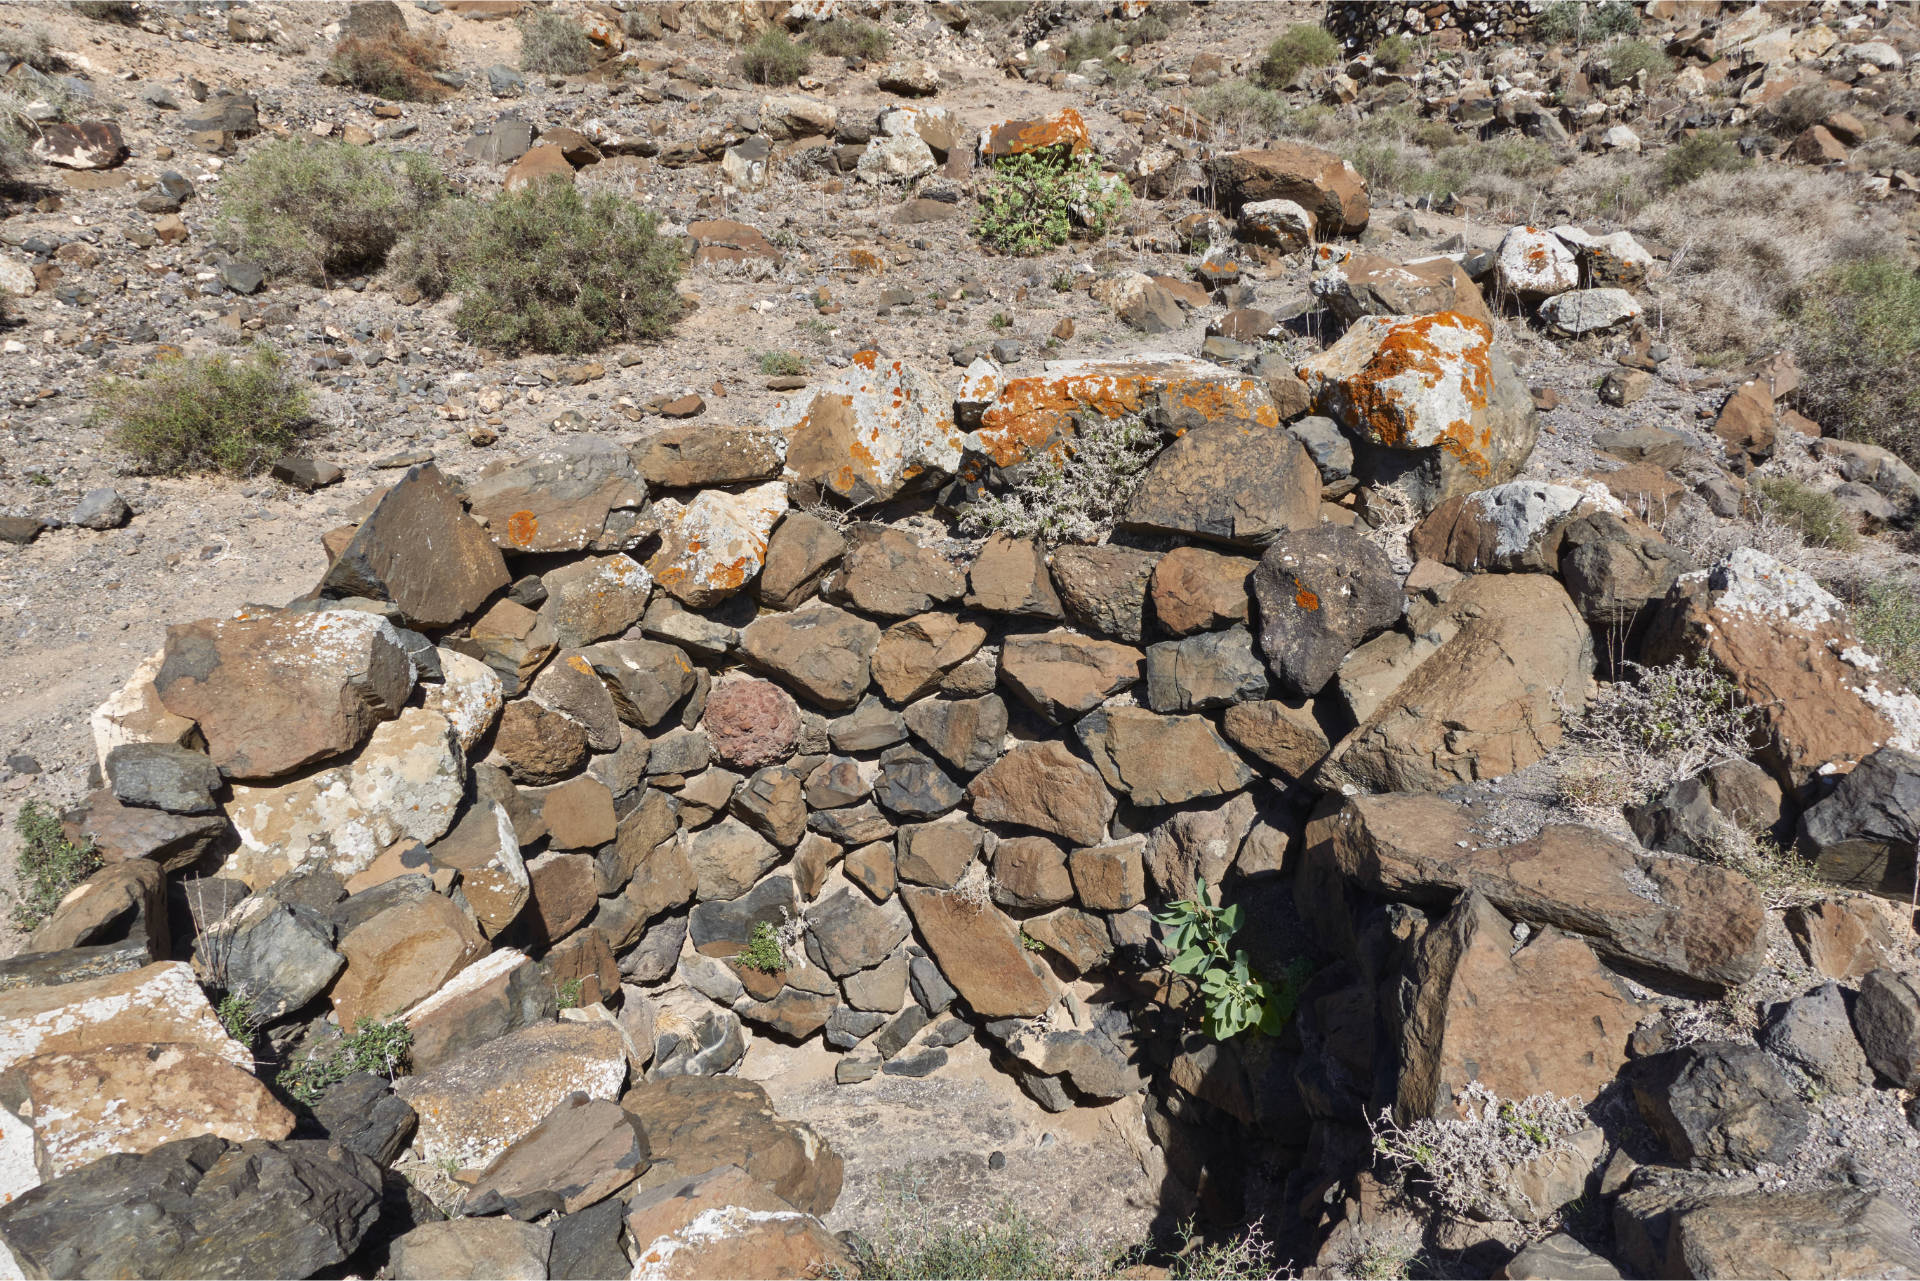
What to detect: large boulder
<box><xmin>1632</xmin><ymin>1041</ymin><xmax>1809</xmax><ymax>1171</ymax></box>
<box><xmin>1075</xmin><ymin>707</ymin><xmax>1251</xmax><ymax>806</ymax></box>
<box><xmin>624</xmin><ymin>1165</ymin><xmax>852</xmax><ymax>1281</ymax></box>
<box><xmin>318</xmin><ymin>463</ymin><xmax>509</xmax><ymax>628</ymax></box>
<box><xmin>388</xmin><ymin>1219</ymin><xmax>551</xmax><ymax>1281</ymax></box>
<box><xmin>1796</xmin><ymin>747</ymin><xmax>1920</xmax><ymax>900</ymax></box>
<box><xmin>998</xmin><ymin>630</ymin><xmax>1143</xmax><ymax>724</ymax></box>
<box><xmin>1310</xmin><ymin>248</ymin><xmax>1492</xmax><ymax>329</ymax></box>
<box><xmin>0</xmin><ymin>962</ymin><xmax>249</xmax><ymax>1076</ymax></box>
<box><xmin>768</xmin><ymin>354</ymin><xmax>964</xmax><ymax>504</ymax></box>
<box><xmin>154</xmin><ymin>609</ymin><xmax>414</xmax><ymax>780</ymax></box>
<box><xmin>1641</xmin><ymin>549</ymin><xmax>1920</xmax><ymax>793</ymax></box>
<box><xmin>1252</xmin><ymin>523</ymin><xmax>1402</xmax><ymax>698</ymax></box>
<box><xmin>901</xmin><ymin>887</ymin><xmax>1060</xmax><ymax>1018</ymax></box>
<box><xmin>1298</xmin><ymin>312</ymin><xmax>1537</xmax><ymax>513</ymax></box>
<box><xmin>966</xmin><ymin>741</ymin><xmax>1115</xmax><ymax>846</ymax></box>
<box><xmin>330</xmin><ymin>889</ymin><xmax>487</xmax><ymax>1030</ymax></box>
<box><xmin>740</xmin><ymin>606</ymin><xmax>881</xmax><ymax>711</ymax></box>
<box><xmin>1614</xmin><ymin>1179</ymin><xmax>1920</xmax><ymax>1281</ymax></box>
<box><xmin>464</xmin><ymin>438</ymin><xmax>648</xmax><ymax>554</ymax></box>
<box><xmin>1307</xmin><ymin>792</ymin><xmax>1768</xmax><ymax>988</ymax></box>
<box><xmin>463</xmin><ymin>1093</ymin><xmax>649</xmax><ymax>1217</ymax></box>
<box><xmin>395</xmin><ymin>1021</ymin><xmax>627</xmax><ymax>1167</ymax></box>
<box><xmin>1208</xmin><ymin>143</ymin><xmax>1369</xmax><ymax>234</ymax></box>
<box><xmin>0</xmin><ymin>1136</ymin><xmax>383</xmax><ymax>1281</ymax></box>
<box><xmin>1324</xmin><ymin>574</ymin><xmax>1592</xmax><ymax>793</ymax></box>
<box><xmin>1398</xmin><ymin>892</ymin><xmax>1640</xmax><ymax>1120</ymax></box>
<box><xmin>621</xmin><ymin>1075</ymin><xmax>841</xmax><ymax>1215</ymax></box>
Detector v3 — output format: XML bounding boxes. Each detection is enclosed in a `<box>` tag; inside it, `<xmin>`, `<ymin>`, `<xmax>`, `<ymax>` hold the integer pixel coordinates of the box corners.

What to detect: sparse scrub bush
<box><xmin>396</xmin><ymin>179</ymin><xmax>686</xmax><ymax>355</ymax></box>
<box><xmin>974</xmin><ymin>149</ymin><xmax>1127</xmax><ymax>256</ymax></box>
<box><xmin>330</xmin><ymin>31</ymin><xmax>451</xmax><ymax>101</ymax></box>
<box><xmin>1191</xmin><ymin>80</ymin><xmax>1289</xmax><ymax>138</ymax></box>
<box><xmin>70</xmin><ymin>2</ymin><xmax>140</xmax><ymax>22</ymax></box>
<box><xmin>1851</xmin><ymin>576</ymin><xmax>1920</xmax><ymax>690</ymax></box>
<box><xmin>217</xmin><ymin>993</ymin><xmax>260</xmax><ymax>1048</ymax></box>
<box><xmin>853</xmin><ymin>1203</ymin><xmax>1109</xmax><ymax>1279</ymax></box>
<box><xmin>9</xmin><ymin>800</ymin><xmax>100</xmax><ymax>933</ymax></box>
<box><xmin>807</xmin><ymin>16</ymin><xmax>890</xmax><ymax>61</ymax></box>
<box><xmin>1371</xmin><ymin>1082</ymin><xmax>1589</xmax><ymax>1220</ymax></box>
<box><xmin>1608</xmin><ymin>38</ymin><xmax>1672</xmax><ymax>86</ymax></box>
<box><xmin>1557</xmin><ymin>658</ymin><xmax>1762</xmax><ymax>810</ymax></box>
<box><xmin>0</xmin><ymin>93</ymin><xmax>35</xmax><ymax>181</ymax></box>
<box><xmin>757</xmin><ymin>349</ymin><xmax>807</xmax><ymax>376</ymax></box>
<box><xmin>1255</xmin><ymin>23</ymin><xmax>1339</xmax><ymax>90</ymax></box>
<box><xmin>277</xmin><ymin>1018</ymin><xmax>413</xmax><ymax>1106</ymax></box>
<box><xmin>218</xmin><ymin>139</ymin><xmax>448</xmax><ymax>283</ymax></box>
<box><xmin>1535</xmin><ymin>0</ymin><xmax>1639</xmax><ymax>44</ymax></box>
<box><xmin>959</xmin><ymin>412</ymin><xmax>1158</xmax><ymax>544</ymax></box>
<box><xmin>555</xmin><ymin>977</ymin><xmax>584</xmax><ymax>1009</ymax></box>
<box><xmin>1661</xmin><ymin>129</ymin><xmax>1748</xmax><ymax>188</ymax></box>
<box><xmin>0</xmin><ymin>26</ymin><xmax>58</xmax><ymax>72</ymax></box>
<box><xmin>1371</xmin><ymin>33</ymin><xmax>1414</xmax><ymax>71</ymax></box>
<box><xmin>1756</xmin><ymin>476</ymin><xmax>1859</xmax><ymax>550</ymax></box>
<box><xmin>96</xmin><ymin>346</ymin><xmax>311</xmax><ymax>476</ymax></box>
<box><xmin>741</xmin><ymin>26</ymin><xmax>809</xmax><ymax>86</ymax></box>
<box><xmin>1698</xmin><ymin>821</ymin><xmax>1817</xmax><ymax>908</ymax></box>
<box><xmin>1794</xmin><ymin>257</ymin><xmax>1920</xmax><ymax>464</ymax></box>
<box><xmin>517</xmin><ymin>7</ymin><xmax>594</xmax><ymax>74</ymax></box>
<box><xmin>1766</xmin><ymin>84</ymin><xmax>1841</xmax><ymax>138</ymax></box>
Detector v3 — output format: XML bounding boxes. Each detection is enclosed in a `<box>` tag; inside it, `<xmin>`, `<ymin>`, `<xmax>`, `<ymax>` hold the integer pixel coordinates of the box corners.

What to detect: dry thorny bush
<box><xmin>1370</xmin><ymin>1082</ymin><xmax>1590</xmax><ymax>1222</ymax></box>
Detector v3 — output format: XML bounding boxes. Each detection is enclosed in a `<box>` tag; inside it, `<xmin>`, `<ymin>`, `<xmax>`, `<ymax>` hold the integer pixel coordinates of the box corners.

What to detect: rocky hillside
<box><xmin>3</xmin><ymin>1</ymin><xmax>1920</xmax><ymax>1279</ymax></box>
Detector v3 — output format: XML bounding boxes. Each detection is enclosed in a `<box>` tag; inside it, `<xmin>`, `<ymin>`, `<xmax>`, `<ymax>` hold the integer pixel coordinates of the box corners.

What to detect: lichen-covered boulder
<box><xmin>769</xmin><ymin>354</ymin><xmax>964</xmax><ymax>504</ymax></box>
<box><xmin>648</xmin><ymin>481</ymin><xmax>787</xmax><ymax>608</ymax></box>
<box><xmin>464</xmin><ymin>438</ymin><xmax>648</xmax><ymax>555</ymax></box>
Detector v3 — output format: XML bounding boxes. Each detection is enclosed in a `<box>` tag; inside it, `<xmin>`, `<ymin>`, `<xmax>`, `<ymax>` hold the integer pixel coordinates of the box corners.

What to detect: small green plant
<box><xmin>1757</xmin><ymin>476</ymin><xmax>1860</xmax><ymax>550</ymax></box>
<box><xmin>217</xmin><ymin>139</ymin><xmax>449</xmax><ymax>283</ymax></box>
<box><xmin>1254</xmin><ymin>23</ymin><xmax>1339</xmax><ymax>90</ymax></box>
<box><xmin>1190</xmin><ymin>80</ymin><xmax>1290</xmax><ymax>138</ymax></box>
<box><xmin>989</xmin><ymin>311</ymin><xmax>1013</xmax><ymax>331</ymax></box>
<box><xmin>9</xmin><ymin>800</ymin><xmax>101</xmax><ymax>933</ymax></box>
<box><xmin>1050</xmin><ymin>271</ymin><xmax>1074</xmax><ymax>293</ymax></box>
<box><xmin>1153</xmin><ymin>880</ymin><xmax>1306</xmax><ymax>1041</ymax></box>
<box><xmin>851</xmin><ymin>1202</ymin><xmax>1107</xmax><ymax>1280</ymax></box>
<box><xmin>393</xmin><ymin>178</ymin><xmax>685</xmax><ymax>355</ymax></box>
<box><xmin>277</xmin><ymin>1018</ymin><xmax>414</xmax><ymax>1106</ymax></box>
<box><xmin>959</xmin><ymin>412</ymin><xmax>1161</xmax><ymax>546</ymax></box>
<box><xmin>1661</xmin><ymin>129</ymin><xmax>1749</xmax><ymax>188</ymax></box>
<box><xmin>218</xmin><ymin>993</ymin><xmax>260</xmax><ymax>1048</ymax></box>
<box><xmin>95</xmin><ymin>346</ymin><xmax>311</xmax><ymax>477</ymax></box>
<box><xmin>26</xmin><ymin>471</ymin><xmax>50</xmax><ymax>487</ymax></box>
<box><xmin>974</xmin><ymin>150</ymin><xmax>1128</xmax><ymax>256</ymax></box>
<box><xmin>1019</xmin><ymin>932</ymin><xmax>1045</xmax><ymax>953</ymax></box>
<box><xmin>517</xmin><ymin>7</ymin><xmax>594</xmax><ymax>74</ymax></box>
<box><xmin>1608</xmin><ymin>38</ymin><xmax>1672</xmax><ymax>85</ymax></box>
<box><xmin>555</xmin><ymin>977</ymin><xmax>584</xmax><ymax>1010</ymax></box>
<box><xmin>1794</xmin><ymin>257</ymin><xmax>1920</xmax><ymax>465</ymax></box>
<box><xmin>757</xmin><ymin>349</ymin><xmax>807</xmax><ymax>376</ymax></box>
<box><xmin>741</xmin><ymin>26</ymin><xmax>810</xmax><ymax>86</ymax></box>
<box><xmin>739</xmin><ymin>921</ymin><xmax>786</xmax><ymax>974</ymax></box>
<box><xmin>1371</xmin><ymin>33</ymin><xmax>1414</xmax><ymax>71</ymax></box>
<box><xmin>808</xmin><ymin>16</ymin><xmax>890</xmax><ymax>61</ymax></box>
<box><xmin>330</xmin><ymin>32</ymin><xmax>451</xmax><ymax>101</ymax></box>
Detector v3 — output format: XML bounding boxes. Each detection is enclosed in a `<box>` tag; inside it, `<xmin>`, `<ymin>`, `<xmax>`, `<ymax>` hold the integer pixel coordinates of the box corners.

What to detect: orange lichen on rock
<box><xmin>505</xmin><ymin>510</ymin><xmax>539</xmax><ymax>548</ymax></box>
<box><xmin>1297</xmin><ymin>311</ymin><xmax>1494</xmax><ymax>476</ymax></box>
<box><xmin>982</xmin><ymin>107</ymin><xmax>1091</xmax><ymax>159</ymax></box>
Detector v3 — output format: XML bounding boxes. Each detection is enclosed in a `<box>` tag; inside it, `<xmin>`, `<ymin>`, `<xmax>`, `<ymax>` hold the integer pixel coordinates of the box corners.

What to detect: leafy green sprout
<box><xmin>1020</xmin><ymin>932</ymin><xmax>1046</xmax><ymax>953</ymax></box>
<box><xmin>556</xmin><ymin>977</ymin><xmax>584</xmax><ymax>1010</ymax></box>
<box><xmin>276</xmin><ymin>1018</ymin><xmax>414</xmax><ymax>1106</ymax></box>
<box><xmin>739</xmin><ymin>921</ymin><xmax>786</xmax><ymax>974</ymax></box>
<box><xmin>9</xmin><ymin>800</ymin><xmax>102</xmax><ymax>933</ymax></box>
<box><xmin>217</xmin><ymin>993</ymin><xmax>260</xmax><ymax>1048</ymax></box>
<box><xmin>1152</xmin><ymin>880</ymin><xmax>1307</xmax><ymax>1040</ymax></box>
<box><xmin>974</xmin><ymin>149</ymin><xmax>1129</xmax><ymax>257</ymax></box>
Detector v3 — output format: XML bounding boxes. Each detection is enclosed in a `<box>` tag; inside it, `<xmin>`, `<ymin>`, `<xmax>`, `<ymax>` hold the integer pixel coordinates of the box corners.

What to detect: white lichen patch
<box><xmin>1708</xmin><ymin>547</ymin><xmax>1843</xmax><ymax>629</ymax></box>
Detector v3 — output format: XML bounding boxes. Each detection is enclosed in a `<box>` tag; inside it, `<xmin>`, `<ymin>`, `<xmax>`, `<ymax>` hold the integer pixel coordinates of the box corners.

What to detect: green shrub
<box><xmin>1757</xmin><ymin>476</ymin><xmax>1860</xmax><ymax>550</ymax></box>
<box><xmin>974</xmin><ymin>150</ymin><xmax>1128</xmax><ymax>256</ymax></box>
<box><xmin>1535</xmin><ymin>0</ymin><xmax>1639</xmax><ymax>44</ymax></box>
<box><xmin>808</xmin><ymin>17</ymin><xmax>890</xmax><ymax>61</ymax></box>
<box><xmin>1766</xmin><ymin>84</ymin><xmax>1841</xmax><ymax>137</ymax></box>
<box><xmin>218</xmin><ymin>993</ymin><xmax>260</xmax><ymax>1047</ymax></box>
<box><xmin>397</xmin><ymin>179</ymin><xmax>686</xmax><ymax>355</ymax></box>
<box><xmin>1608</xmin><ymin>38</ymin><xmax>1672</xmax><ymax>85</ymax></box>
<box><xmin>1372</xmin><ymin>33</ymin><xmax>1414</xmax><ymax>71</ymax></box>
<box><xmin>555</xmin><ymin>977</ymin><xmax>584</xmax><ymax>1010</ymax></box>
<box><xmin>1661</xmin><ymin>129</ymin><xmax>1748</xmax><ymax>188</ymax></box>
<box><xmin>277</xmin><ymin>1018</ymin><xmax>414</xmax><ymax>1106</ymax></box>
<box><xmin>739</xmin><ymin>921</ymin><xmax>786</xmax><ymax>973</ymax></box>
<box><xmin>96</xmin><ymin>347</ymin><xmax>311</xmax><ymax>476</ymax></box>
<box><xmin>517</xmin><ymin>7</ymin><xmax>594</xmax><ymax>74</ymax></box>
<box><xmin>741</xmin><ymin>26</ymin><xmax>809</xmax><ymax>86</ymax></box>
<box><xmin>330</xmin><ymin>32</ymin><xmax>450</xmax><ymax>101</ymax></box>
<box><xmin>9</xmin><ymin>800</ymin><xmax>100</xmax><ymax>933</ymax></box>
<box><xmin>218</xmin><ymin>139</ymin><xmax>448</xmax><ymax>283</ymax></box>
<box><xmin>1254</xmin><ymin>23</ymin><xmax>1339</xmax><ymax>90</ymax></box>
<box><xmin>1794</xmin><ymin>257</ymin><xmax>1920</xmax><ymax>463</ymax></box>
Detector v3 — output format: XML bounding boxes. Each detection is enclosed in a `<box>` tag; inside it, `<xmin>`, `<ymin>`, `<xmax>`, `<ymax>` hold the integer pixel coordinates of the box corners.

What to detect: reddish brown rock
<box><xmin>998</xmin><ymin>630</ymin><xmax>1143</xmax><ymax>724</ymax></box>
<box><xmin>622</xmin><ymin>1075</ymin><xmax>841</xmax><ymax>1215</ymax></box>
<box><xmin>154</xmin><ymin>609</ymin><xmax>414</xmax><ymax>780</ymax></box>
<box><xmin>703</xmin><ymin>678</ymin><xmax>802</xmax><ymax>769</ymax></box>
<box><xmin>871</xmin><ymin>613</ymin><xmax>987</xmax><ymax>703</ymax></box>
<box><xmin>756</xmin><ymin>512</ymin><xmax>845</xmax><ymax>610</ymax></box>
<box><xmin>632</xmin><ymin>424</ymin><xmax>784</xmax><ymax>488</ymax></box>
<box><xmin>1209</xmin><ymin>143</ymin><xmax>1370</xmax><ymax>234</ymax></box>
<box><xmin>1150</xmin><ymin>546</ymin><xmax>1256</xmax><ymax>636</ymax></box>
<box><xmin>979</xmin><ymin>107</ymin><xmax>1091</xmax><ymax>159</ymax></box>
<box><xmin>966</xmin><ymin>533</ymin><xmax>1063</xmax><ymax>618</ymax></box>
<box><xmin>966</xmin><ymin>741</ymin><xmax>1115</xmax><ymax>847</ymax></box>
<box><xmin>504</xmin><ymin>142</ymin><xmax>576</xmax><ymax>190</ymax></box>
<box><xmin>901</xmin><ymin>887</ymin><xmax>1060</xmax><ymax>1018</ymax></box>
<box><xmin>625</xmin><ymin>1165</ymin><xmax>852</xmax><ymax>1281</ymax></box>
<box><xmin>1068</xmin><ymin>837</ymin><xmax>1147</xmax><ymax>911</ymax></box>
<box><xmin>465</xmin><ymin>439</ymin><xmax>648</xmax><ymax>556</ymax></box>
<box><xmin>1220</xmin><ymin>699</ymin><xmax>1329</xmax><ymax>779</ymax></box>
<box><xmin>526</xmin><ymin>850</ymin><xmax>601</xmax><ymax>942</ymax></box>
<box><xmin>990</xmin><ymin>836</ymin><xmax>1074</xmax><ymax>909</ymax></box>
<box><xmin>1076</xmin><ymin>707</ymin><xmax>1251</xmax><ymax>807</ymax></box>
<box><xmin>460</xmin><ymin>598</ymin><xmax>556</xmax><ymax>698</ymax></box>
<box><xmin>536</xmin><ymin>775</ymin><xmax>616</xmax><ymax>851</ymax></box>
<box><xmin>492</xmin><ymin>698</ymin><xmax>591</xmax><ymax>786</ymax></box>
<box><xmin>1786</xmin><ymin>899</ymin><xmax>1893</xmax><ymax>981</ymax></box>
<box><xmin>827</xmin><ymin>525</ymin><xmax>965</xmax><ymax>618</ymax></box>
<box><xmin>332</xmin><ymin>893</ymin><xmax>487</xmax><ymax>1029</ymax></box>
